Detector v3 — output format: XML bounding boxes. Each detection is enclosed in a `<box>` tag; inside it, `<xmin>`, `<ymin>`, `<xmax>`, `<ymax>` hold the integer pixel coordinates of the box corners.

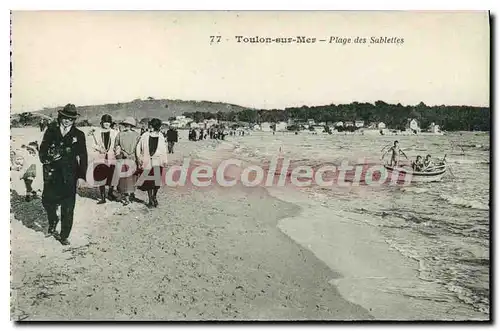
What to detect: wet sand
<box><xmin>268</xmin><ymin>187</ymin><xmax>488</xmax><ymax>321</ymax></box>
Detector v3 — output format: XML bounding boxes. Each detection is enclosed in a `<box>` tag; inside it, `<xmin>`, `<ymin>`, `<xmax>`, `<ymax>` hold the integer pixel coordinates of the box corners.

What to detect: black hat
<box><xmin>58</xmin><ymin>104</ymin><xmax>79</xmax><ymax>118</ymax></box>
<box><xmin>149</xmin><ymin>118</ymin><xmax>162</xmax><ymax>131</ymax></box>
<box><xmin>101</xmin><ymin>114</ymin><xmax>113</xmax><ymax>123</ymax></box>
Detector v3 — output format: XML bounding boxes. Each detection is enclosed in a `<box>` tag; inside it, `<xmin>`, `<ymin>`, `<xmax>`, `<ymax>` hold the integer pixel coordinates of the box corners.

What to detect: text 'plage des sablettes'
<box><xmin>233</xmin><ymin>36</ymin><xmax>405</xmax><ymax>45</ymax></box>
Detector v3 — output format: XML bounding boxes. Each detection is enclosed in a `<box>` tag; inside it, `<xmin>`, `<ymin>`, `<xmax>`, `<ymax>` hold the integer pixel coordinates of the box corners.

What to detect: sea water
<box><xmin>226</xmin><ymin>131</ymin><xmax>490</xmax><ymax>316</ymax></box>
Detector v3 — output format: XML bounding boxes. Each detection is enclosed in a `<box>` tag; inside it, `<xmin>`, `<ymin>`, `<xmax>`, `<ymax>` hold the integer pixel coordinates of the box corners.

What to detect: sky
<box><xmin>10</xmin><ymin>10</ymin><xmax>490</xmax><ymax>113</ymax></box>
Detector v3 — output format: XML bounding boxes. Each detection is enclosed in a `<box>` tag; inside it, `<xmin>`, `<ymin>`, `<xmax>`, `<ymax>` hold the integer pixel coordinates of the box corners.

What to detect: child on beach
<box><xmin>11</xmin><ymin>143</ymin><xmax>42</xmax><ymax>201</ymax></box>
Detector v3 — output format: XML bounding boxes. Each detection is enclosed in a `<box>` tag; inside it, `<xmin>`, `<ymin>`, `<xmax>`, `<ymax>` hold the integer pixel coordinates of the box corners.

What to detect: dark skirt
<box><xmin>136</xmin><ymin>166</ymin><xmax>164</xmax><ymax>191</ymax></box>
<box><xmin>93</xmin><ymin>164</ymin><xmax>116</xmax><ymax>186</ymax></box>
<box><xmin>117</xmin><ymin>162</ymin><xmax>139</xmax><ymax>194</ymax></box>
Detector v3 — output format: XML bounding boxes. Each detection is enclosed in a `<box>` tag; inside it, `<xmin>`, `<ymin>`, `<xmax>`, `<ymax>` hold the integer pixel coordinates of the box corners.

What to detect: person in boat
<box><xmin>422</xmin><ymin>154</ymin><xmax>434</xmax><ymax>171</ymax></box>
<box><xmin>382</xmin><ymin>140</ymin><xmax>408</xmax><ymax>166</ymax></box>
<box><xmin>412</xmin><ymin>155</ymin><xmax>424</xmax><ymax>172</ymax></box>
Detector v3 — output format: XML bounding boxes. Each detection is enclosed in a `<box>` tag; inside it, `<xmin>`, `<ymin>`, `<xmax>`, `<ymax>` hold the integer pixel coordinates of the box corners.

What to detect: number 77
<box><xmin>210</xmin><ymin>36</ymin><xmax>222</xmax><ymax>44</ymax></box>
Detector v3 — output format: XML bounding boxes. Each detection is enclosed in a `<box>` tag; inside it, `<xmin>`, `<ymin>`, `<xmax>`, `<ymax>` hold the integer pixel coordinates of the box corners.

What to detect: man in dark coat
<box><xmin>166</xmin><ymin>127</ymin><xmax>178</xmax><ymax>154</ymax></box>
<box><xmin>39</xmin><ymin>104</ymin><xmax>88</xmax><ymax>246</ymax></box>
<box><xmin>167</xmin><ymin>127</ymin><xmax>179</xmax><ymax>154</ymax></box>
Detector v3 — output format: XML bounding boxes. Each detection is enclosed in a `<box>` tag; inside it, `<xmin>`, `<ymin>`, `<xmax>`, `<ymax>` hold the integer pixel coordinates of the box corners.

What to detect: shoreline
<box><xmin>212</xmin><ymin>134</ymin><xmax>489</xmax><ymax>320</ymax></box>
<box><xmin>264</xmin><ymin>186</ymin><xmax>488</xmax><ymax>320</ymax></box>
<box><xmin>194</xmin><ymin>138</ymin><xmax>486</xmax><ymax>320</ymax></box>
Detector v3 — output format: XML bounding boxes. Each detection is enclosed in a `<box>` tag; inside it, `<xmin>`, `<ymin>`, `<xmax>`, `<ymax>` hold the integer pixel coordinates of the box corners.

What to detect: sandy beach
<box><xmin>10</xmin><ymin>10</ymin><xmax>490</xmax><ymax>322</ymax></box>
<box><xmin>10</xmin><ymin>128</ymin><xmax>372</xmax><ymax>321</ymax></box>
<box><xmin>10</xmin><ymin>127</ymin><xmax>490</xmax><ymax>321</ymax></box>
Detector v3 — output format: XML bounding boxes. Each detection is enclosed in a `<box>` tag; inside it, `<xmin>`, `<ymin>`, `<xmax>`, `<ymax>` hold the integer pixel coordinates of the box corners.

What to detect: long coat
<box><xmin>136</xmin><ymin>132</ymin><xmax>168</xmax><ymax>169</ymax></box>
<box><xmin>91</xmin><ymin>128</ymin><xmax>118</xmax><ymax>165</ymax></box>
<box><xmin>39</xmin><ymin>123</ymin><xmax>88</xmax><ymax>202</ymax></box>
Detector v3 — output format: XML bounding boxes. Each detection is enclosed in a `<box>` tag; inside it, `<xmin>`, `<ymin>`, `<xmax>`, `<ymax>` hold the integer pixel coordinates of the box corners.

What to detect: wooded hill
<box><xmin>12</xmin><ymin>98</ymin><xmax>490</xmax><ymax>131</ymax></box>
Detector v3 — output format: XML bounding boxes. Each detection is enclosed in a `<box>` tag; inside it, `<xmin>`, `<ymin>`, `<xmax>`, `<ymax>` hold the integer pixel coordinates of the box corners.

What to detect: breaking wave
<box><xmin>440</xmin><ymin>195</ymin><xmax>489</xmax><ymax>211</ymax></box>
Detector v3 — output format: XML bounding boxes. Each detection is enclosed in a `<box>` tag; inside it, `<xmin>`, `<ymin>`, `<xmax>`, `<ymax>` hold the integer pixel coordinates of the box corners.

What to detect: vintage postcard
<box><xmin>10</xmin><ymin>11</ymin><xmax>490</xmax><ymax>321</ymax></box>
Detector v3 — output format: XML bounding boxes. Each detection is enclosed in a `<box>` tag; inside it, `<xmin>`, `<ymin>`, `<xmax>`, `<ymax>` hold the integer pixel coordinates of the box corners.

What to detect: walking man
<box><xmin>39</xmin><ymin>104</ymin><xmax>88</xmax><ymax>246</ymax></box>
<box><xmin>166</xmin><ymin>126</ymin><xmax>178</xmax><ymax>154</ymax></box>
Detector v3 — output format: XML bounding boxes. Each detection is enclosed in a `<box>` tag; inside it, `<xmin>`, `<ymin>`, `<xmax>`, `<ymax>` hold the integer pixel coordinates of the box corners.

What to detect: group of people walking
<box><xmin>89</xmin><ymin>114</ymin><xmax>170</xmax><ymax>207</ymax></box>
<box><xmin>16</xmin><ymin>105</ymin><xmax>251</xmax><ymax>246</ymax></box>
<box><xmin>31</xmin><ymin>104</ymin><xmax>177</xmax><ymax>245</ymax></box>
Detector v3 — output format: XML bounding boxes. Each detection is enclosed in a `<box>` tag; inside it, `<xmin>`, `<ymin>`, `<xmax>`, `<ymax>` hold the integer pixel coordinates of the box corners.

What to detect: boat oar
<box><xmin>443</xmin><ymin>154</ymin><xmax>456</xmax><ymax>178</ymax></box>
<box><xmin>448</xmin><ymin>165</ymin><xmax>456</xmax><ymax>179</ymax></box>
<box><xmin>380</xmin><ymin>144</ymin><xmax>392</xmax><ymax>152</ymax></box>
<box><xmin>443</xmin><ymin>155</ymin><xmax>457</xmax><ymax>179</ymax></box>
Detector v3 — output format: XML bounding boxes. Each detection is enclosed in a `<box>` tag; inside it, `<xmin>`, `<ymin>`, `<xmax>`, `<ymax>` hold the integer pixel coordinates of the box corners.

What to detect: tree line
<box><xmin>11</xmin><ymin>101</ymin><xmax>490</xmax><ymax>131</ymax></box>
<box><xmin>180</xmin><ymin>101</ymin><xmax>490</xmax><ymax>131</ymax></box>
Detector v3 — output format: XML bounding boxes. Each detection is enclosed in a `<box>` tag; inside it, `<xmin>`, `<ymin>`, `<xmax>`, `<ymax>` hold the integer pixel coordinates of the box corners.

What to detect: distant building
<box><xmin>172</xmin><ymin>116</ymin><xmax>193</xmax><ymax>128</ymax></box>
<box><xmin>378</xmin><ymin>122</ymin><xmax>386</xmax><ymax>130</ymax></box>
<box><xmin>275</xmin><ymin>121</ymin><xmax>288</xmax><ymax>131</ymax></box>
<box><xmin>170</xmin><ymin>120</ymin><xmax>181</xmax><ymax>127</ymax></box>
<box><xmin>313</xmin><ymin>125</ymin><xmax>324</xmax><ymax>134</ymax></box>
<box><xmin>406</xmin><ymin>118</ymin><xmax>421</xmax><ymax>133</ymax></box>
<box><xmin>260</xmin><ymin>122</ymin><xmax>271</xmax><ymax>132</ymax></box>
<box><xmin>307</xmin><ymin>119</ymin><xmax>315</xmax><ymax>126</ymax></box>
<box><xmin>205</xmin><ymin>119</ymin><xmax>218</xmax><ymax>128</ymax></box>
<box><xmin>428</xmin><ymin>122</ymin><xmax>441</xmax><ymax>134</ymax></box>
<box><xmin>355</xmin><ymin>120</ymin><xmax>365</xmax><ymax>128</ymax></box>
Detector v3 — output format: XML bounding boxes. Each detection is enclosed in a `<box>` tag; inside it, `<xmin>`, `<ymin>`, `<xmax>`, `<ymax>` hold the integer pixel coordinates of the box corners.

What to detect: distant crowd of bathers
<box><xmin>188</xmin><ymin>127</ymin><xmax>248</xmax><ymax>141</ymax></box>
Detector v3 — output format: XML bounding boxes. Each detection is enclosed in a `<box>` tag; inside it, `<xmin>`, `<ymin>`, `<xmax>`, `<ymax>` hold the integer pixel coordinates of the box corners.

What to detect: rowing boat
<box><xmin>383</xmin><ymin>162</ymin><xmax>447</xmax><ymax>183</ymax></box>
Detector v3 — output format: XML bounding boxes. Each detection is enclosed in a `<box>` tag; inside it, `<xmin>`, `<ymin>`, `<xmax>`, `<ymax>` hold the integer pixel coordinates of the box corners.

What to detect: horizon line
<box><xmin>11</xmin><ymin>97</ymin><xmax>490</xmax><ymax>114</ymax></box>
